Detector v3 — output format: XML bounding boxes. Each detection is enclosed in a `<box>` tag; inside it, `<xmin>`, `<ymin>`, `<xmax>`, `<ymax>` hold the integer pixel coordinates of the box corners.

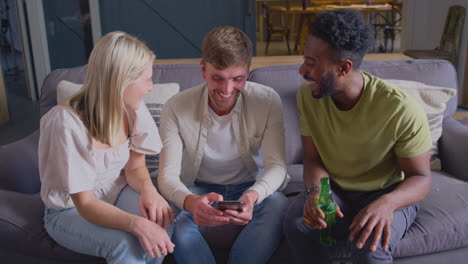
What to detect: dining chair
<box><xmin>263</xmin><ymin>0</ymin><xmax>292</xmax><ymax>55</ymax></box>
<box><xmin>403</xmin><ymin>5</ymin><xmax>466</xmax><ymax>67</ymax></box>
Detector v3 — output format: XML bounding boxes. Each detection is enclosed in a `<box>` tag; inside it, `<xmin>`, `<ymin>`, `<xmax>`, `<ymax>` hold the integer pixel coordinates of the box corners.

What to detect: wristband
<box><xmin>305</xmin><ymin>184</ymin><xmax>320</xmax><ymax>197</ymax></box>
<box><xmin>129</xmin><ymin>216</ymin><xmax>134</xmax><ymax>232</ymax></box>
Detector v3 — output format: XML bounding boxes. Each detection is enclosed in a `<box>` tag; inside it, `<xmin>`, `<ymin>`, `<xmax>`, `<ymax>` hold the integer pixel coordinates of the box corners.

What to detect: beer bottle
<box><xmin>317</xmin><ymin>177</ymin><xmax>336</xmax><ymax>246</ymax></box>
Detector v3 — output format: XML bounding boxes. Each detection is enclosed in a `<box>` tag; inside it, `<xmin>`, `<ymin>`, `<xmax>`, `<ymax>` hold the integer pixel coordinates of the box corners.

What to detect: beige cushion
<box><xmin>56</xmin><ymin>80</ymin><xmax>82</xmax><ymax>103</ymax></box>
<box><xmin>385</xmin><ymin>79</ymin><xmax>456</xmax><ymax>170</ymax></box>
<box><xmin>56</xmin><ymin>80</ymin><xmax>180</xmax><ymax>178</ymax></box>
<box><xmin>141</xmin><ymin>83</ymin><xmax>179</xmax><ymax>178</ymax></box>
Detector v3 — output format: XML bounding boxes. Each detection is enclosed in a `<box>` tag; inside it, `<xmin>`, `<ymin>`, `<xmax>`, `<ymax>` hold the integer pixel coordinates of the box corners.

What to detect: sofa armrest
<box><xmin>0</xmin><ymin>190</ymin><xmax>44</xmax><ymax>247</ymax></box>
<box><xmin>439</xmin><ymin>117</ymin><xmax>468</xmax><ymax>182</ymax></box>
<box><xmin>0</xmin><ymin>130</ymin><xmax>40</xmax><ymax>193</ymax></box>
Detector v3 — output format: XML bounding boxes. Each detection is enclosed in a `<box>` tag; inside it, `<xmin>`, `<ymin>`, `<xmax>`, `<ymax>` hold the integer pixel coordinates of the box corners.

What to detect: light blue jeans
<box><xmin>172</xmin><ymin>181</ymin><xmax>289</xmax><ymax>264</ymax></box>
<box><xmin>43</xmin><ymin>186</ymin><xmax>173</xmax><ymax>264</ymax></box>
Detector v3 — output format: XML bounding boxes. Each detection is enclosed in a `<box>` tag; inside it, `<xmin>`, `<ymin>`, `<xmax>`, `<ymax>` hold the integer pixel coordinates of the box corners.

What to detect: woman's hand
<box><xmin>139</xmin><ymin>185</ymin><xmax>174</xmax><ymax>229</ymax></box>
<box><xmin>131</xmin><ymin>216</ymin><xmax>175</xmax><ymax>258</ymax></box>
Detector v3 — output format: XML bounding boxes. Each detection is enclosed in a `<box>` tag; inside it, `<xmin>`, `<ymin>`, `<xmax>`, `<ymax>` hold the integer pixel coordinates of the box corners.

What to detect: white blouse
<box><xmin>39</xmin><ymin>102</ymin><xmax>161</xmax><ymax>211</ymax></box>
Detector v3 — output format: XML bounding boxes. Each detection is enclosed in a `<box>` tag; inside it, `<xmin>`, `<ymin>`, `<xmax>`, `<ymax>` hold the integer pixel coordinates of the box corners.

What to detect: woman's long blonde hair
<box><xmin>69</xmin><ymin>31</ymin><xmax>155</xmax><ymax>148</ymax></box>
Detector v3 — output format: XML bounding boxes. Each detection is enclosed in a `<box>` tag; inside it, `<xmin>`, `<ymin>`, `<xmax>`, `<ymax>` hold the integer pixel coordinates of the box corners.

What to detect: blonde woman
<box><xmin>39</xmin><ymin>31</ymin><xmax>174</xmax><ymax>264</ymax></box>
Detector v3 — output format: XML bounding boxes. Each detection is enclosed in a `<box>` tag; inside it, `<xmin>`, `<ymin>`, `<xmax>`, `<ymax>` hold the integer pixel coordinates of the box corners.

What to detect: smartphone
<box><xmin>216</xmin><ymin>200</ymin><xmax>244</xmax><ymax>211</ymax></box>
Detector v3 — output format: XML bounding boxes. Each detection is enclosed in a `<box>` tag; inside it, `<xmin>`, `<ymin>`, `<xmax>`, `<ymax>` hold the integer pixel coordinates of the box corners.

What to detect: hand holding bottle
<box><xmin>303</xmin><ymin>190</ymin><xmax>326</xmax><ymax>229</ymax></box>
<box><xmin>303</xmin><ymin>180</ymin><xmax>343</xmax><ymax>230</ymax></box>
<box><xmin>303</xmin><ymin>178</ymin><xmax>344</xmax><ymax>246</ymax></box>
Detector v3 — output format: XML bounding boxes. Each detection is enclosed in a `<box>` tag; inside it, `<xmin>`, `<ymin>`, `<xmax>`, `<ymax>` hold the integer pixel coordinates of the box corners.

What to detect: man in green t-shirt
<box><xmin>283</xmin><ymin>9</ymin><xmax>432</xmax><ymax>264</ymax></box>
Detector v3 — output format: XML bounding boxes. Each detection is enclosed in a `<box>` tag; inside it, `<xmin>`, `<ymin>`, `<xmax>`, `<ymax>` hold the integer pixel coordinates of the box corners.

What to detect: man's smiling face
<box><xmin>201</xmin><ymin>61</ymin><xmax>249</xmax><ymax>116</ymax></box>
<box><xmin>299</xmin><ymin>35</ymin><xmax>340</xmax><ymax>99</ymax></box>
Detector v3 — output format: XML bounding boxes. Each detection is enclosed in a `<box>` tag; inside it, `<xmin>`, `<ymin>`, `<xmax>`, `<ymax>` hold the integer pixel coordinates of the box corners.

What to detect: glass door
<box><xmin>16</xmin><ymin>0</ymin><xmax>101</xmax><ymax>99</ymax></box>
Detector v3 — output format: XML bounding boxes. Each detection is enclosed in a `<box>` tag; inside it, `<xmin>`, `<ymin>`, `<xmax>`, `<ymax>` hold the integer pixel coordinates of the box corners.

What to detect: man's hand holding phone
<box><xmin>184</xmin><ymin>192</ymin><xmax>230</xmax><ymax>226</ymax></box>
<box><xmin>216</xmin><ymin>200</ymin><xmax>245</xmax><ymax>211</ymax></box>
<box><xmin>221</xmin><ymin>190</ymin><xmax>258</xmax><ymax>225</ymax></box>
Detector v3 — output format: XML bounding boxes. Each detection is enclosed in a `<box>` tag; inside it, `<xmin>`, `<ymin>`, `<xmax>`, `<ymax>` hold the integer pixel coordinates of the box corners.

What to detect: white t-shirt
<box><xmin>196</xmin><ymin>107</ymin><xmax>261</xmax><ymax>185</ymax></box>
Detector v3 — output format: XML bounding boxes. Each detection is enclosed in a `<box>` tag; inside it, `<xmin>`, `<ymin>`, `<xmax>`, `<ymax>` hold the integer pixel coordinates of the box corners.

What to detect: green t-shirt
<box><xmin>297</xmin><ymin>71</ymin><xmax>432</xmax><ymax>191</ymax></box>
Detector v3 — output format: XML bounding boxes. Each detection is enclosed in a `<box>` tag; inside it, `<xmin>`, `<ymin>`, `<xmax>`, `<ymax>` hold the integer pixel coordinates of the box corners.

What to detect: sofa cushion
<box><xmin>393</xmin><ymin>171</ymin><xmax>468</xmax><ymax>257</ymax></box>
<box><xmin>0</xmin><ymin>190</ymin><xmax>104</xmax><ymax>263</ymax></box>
<box><xmin>283</xmin><ymin>164</ymin><xmax>304</xmax><ymax>196</ymax></box>
<box><xmin>360</xmin><ymin>60</ymin><xmax>458</xmax><ymax>118</ymax></box>
<box><xmin>56</xmin><ymin>81</ymin><xmax>82</xmax><ymax>103</ymax></box>
<box><xmin>41</xmin><ymin>64</ymin><xmax>202</xmax><ymax>117</ymax></box>
<box><xmin>0</xmin><ymin>131</ymin><xmax>40</xmax><ymax>193</ymax></box>
<box><xmin>385</xmin><ymin>79</ymin><xmax>456</xmax><ymax>170</ymax></box>
<box><xmin>56</xmin><ymin>80</ymin><xmax>180</xmax><ymax>178</ymax></box>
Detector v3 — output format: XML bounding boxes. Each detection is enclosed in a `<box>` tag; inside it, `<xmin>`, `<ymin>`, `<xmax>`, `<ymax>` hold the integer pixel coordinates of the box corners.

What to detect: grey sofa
<box><xmin>1</xmin><ymin>59</ymin><xmax>467</xmax><ymax>264</ymax></box>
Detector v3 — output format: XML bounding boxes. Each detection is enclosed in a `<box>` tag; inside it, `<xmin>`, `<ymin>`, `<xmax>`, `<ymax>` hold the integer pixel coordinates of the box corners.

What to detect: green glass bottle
<box><xmin>317</xmin><ymin>177</ymin><xmax>336</xmax><ymax>246</ymax></box>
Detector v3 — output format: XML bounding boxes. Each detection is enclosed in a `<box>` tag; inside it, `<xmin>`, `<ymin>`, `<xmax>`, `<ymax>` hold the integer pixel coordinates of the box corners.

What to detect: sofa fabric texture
<box><xmin>1</xmin><ymin>59</ymin><xmax>467</xmax><ymax>264</ymax></box>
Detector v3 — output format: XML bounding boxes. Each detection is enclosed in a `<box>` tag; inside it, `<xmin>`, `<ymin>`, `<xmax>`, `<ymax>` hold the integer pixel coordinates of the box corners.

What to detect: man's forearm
<box><xmin>247</xmin><ymin>164</ymin><xmax>287</xmax><ymax>203</ymax></box>
<box><xmin>379</xmin><ymin>174</ymin><xmax>431</xmax><ymax>211</ymax></box>
<box><xmin>304</xmin><ymin>159</ymin><xmax>329</xmax><ymax>189</ymax></box>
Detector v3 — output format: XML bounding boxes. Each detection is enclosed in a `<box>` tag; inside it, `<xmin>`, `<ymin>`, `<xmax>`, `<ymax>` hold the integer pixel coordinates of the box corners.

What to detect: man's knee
<box><xmin>260</xmin><ymin>191</ymin><xmax>289</xmax><ymax>211</ymax></box>
<box><xmin>173</xmin><ymin>211</ymin><xmax>198</xmax><ymax>241</ymax></box>
<box><xmin>283</xmin><ymin>193</ymin><xmax>310</xmax><ymax>242</ymax></box>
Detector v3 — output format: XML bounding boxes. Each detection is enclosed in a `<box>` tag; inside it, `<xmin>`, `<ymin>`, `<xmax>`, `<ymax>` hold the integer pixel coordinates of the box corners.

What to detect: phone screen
<box><xmin>216</xmin><ymin>200</ymin><xmax>244</xmax><ymax>211</ymax></box>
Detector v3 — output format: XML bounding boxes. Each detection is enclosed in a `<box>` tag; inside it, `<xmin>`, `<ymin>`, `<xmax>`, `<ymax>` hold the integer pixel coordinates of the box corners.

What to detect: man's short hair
<box><xmin>309</xmin><ymin>9</ymin><xmax>374</xmax><ymax>68</ymax></box>
<box><xmin>202</xmin><ymin>26</ymin><xmax>253</xmax><ymax>69</ymax></box>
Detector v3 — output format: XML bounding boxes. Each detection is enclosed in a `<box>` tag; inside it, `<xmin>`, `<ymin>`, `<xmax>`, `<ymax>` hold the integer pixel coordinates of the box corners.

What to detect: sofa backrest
<box><xmin>39</xmin><ymin>59</ymin><xmax>458</xmax><ymax>166</ymax></box>
<box><xmin>248</xmin><ymin>59</ymin><xmax>459</xmax><ymax>165</ymax></box>
<box><xmin>39</xmin><ymin>63</ymin><xmax>203</xmax><ymax>117</ymax></box>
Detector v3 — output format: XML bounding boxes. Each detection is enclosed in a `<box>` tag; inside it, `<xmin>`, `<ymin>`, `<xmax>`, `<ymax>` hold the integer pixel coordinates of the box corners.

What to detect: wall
<box><xmin>401</xmin><ymin>0</ymin><xmax>468</xmax><ymax>104</ymax></box>
<box><xmin>99</xmin><ymin>0</ymin><xmax>256</xmax><ymax>59</ymax></box>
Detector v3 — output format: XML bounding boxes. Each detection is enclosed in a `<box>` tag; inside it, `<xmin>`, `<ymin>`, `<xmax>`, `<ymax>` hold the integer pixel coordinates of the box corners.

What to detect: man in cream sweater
<box><xmin>158</xmin><ymin>26</ymin><xmax>289</xmax><ymax>264</ymax></box>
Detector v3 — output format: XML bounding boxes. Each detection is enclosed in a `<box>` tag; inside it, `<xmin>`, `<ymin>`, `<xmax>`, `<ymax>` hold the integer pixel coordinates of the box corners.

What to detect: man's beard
<box><xmin>304</xmin><ymin>71</ymin><xmax>337</xmax><ymax>99</ymax></box>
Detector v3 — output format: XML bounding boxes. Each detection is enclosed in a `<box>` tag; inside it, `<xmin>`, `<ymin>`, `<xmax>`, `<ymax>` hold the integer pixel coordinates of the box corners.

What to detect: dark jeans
<box><xmin>283</xmin><ymin>183</ymin><xmax>419</xmax><ymax>264</ymax></box>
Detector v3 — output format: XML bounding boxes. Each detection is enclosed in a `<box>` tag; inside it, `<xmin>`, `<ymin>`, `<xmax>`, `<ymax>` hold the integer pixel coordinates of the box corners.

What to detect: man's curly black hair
<box><xmin>309</xmin><ymin>9</ymin><xmax>374</xmax><ymax>69</ymax></box>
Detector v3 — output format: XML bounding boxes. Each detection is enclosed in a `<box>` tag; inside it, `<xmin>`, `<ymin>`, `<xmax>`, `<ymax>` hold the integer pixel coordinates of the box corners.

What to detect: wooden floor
<box><xmin>452</xmin><ymin>111</ymin><xmax>468</xmax><ymax>127</ymax></box>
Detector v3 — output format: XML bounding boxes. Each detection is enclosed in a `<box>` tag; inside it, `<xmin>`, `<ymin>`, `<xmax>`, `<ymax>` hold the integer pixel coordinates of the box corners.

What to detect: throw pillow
<box><xmin>142</xmin><ymin>83</ymin><xmax>179</xmax><ymax>178</ymax></box>
<box><xmin>56</xmin><ymin>80</ymin><xmax>180</xmax><ymax>178</ymax></box>
<box><xmin>385</xmin><ymin>79</ymin><xmax>456</xmax><ymax>170</ymax></box>
<box><xmin>56</xmin><ymin>80</ymin><xmax>82</xmax><ymax>103</ymax></box>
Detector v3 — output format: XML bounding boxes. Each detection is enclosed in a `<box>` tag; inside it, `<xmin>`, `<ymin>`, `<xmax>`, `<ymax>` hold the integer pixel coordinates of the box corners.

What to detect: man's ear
<box><xmin>339</xmin><ymin>59</ymin><xmax>353</xmax><ymax>76</ymax></box>
<box><xmin>200</xmin><ymin>60</ymin><xmax>207</xmax><ymax>79</ymax></box>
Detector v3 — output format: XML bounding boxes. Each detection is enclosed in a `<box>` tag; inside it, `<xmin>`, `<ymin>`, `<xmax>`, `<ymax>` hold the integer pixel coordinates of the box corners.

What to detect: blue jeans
<box><xmin>44</xmin><ymin>186</ymin><xmax>173</xmax><ymax>264</ymax></box>
<box><xmin>283</xmin><ymin>183</ymin><xmax>419</xmax><ymax>264</ymax></box>
<box><xmin>172</xmin><ymin>181</ymin><xmax>288</xmax><ymax>264</ymax></box>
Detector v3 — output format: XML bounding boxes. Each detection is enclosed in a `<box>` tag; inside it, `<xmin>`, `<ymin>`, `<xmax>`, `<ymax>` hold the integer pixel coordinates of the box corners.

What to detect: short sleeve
<box><xmin>297</xmin><ymin>83</ymin><xmax>314</xmax><ymax>136</ymax></box>
<box><xmin>38</xmin><ymin>107</ymin><xmax>96</xmax><ymax>194</ymax></box>
<box><xmin>128</xmin><ymin>101</ymin><xmax>162</xmax><ymax>155</ymax></box>
<box><xmin>394</xmin><ymin>100</ymin><xmax>432</xmax><ymax>158</ymax></box>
